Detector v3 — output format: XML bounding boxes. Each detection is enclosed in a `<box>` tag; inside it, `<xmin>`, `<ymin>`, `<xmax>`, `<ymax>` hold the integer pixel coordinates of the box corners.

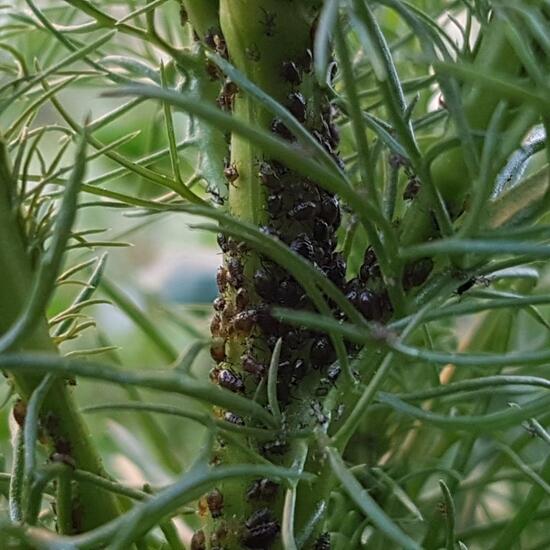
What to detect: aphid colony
<box><xmin>200</xmin><ymin>16</ymin><xmax>431</xmax><ymax>549</ymax></box>
<box><xmin>207</xmin><ymin>45</ymin><xmax>433</xmax><ymax>430</ymax></box>
<box><xmin>209</xmin><ymin>63</ymin><xmax>350</xmax><ymax>410</ymax></box>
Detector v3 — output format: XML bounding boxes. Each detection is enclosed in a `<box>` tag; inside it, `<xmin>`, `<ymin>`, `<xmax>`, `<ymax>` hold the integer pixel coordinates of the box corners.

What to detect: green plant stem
<box><xmin>0</xmin><ymin>135</ymin><xmax>121</xmax><ymax>530</ymax></box>
<box><xmin>182</xmin><ymin>0</ymin><xmax>220</xmax><ymax>39</ymax></box>
<box><xmin>56</xmin><ymin>471</ymin><xmax>73</xmax><ymax>535</ymax></box>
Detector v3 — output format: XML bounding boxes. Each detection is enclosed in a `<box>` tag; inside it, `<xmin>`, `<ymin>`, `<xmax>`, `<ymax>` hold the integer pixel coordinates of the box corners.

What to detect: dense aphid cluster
<box><xmin>202</xmin><ymin>13</ymin><xmax>429</xmax><ymax>549</ymax></box>
<box><xmin>209</xmin><ymin>58</ymin><xmax>354</xmax><ymax>415</ymax></box>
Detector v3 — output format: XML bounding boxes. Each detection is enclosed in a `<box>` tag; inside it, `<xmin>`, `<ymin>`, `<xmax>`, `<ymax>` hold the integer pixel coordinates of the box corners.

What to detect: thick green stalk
<box><xmin>181</xmin><ymin>0</ymin><xmax>219</xmax><ymax>39</ymax></box>
<box><xmin>400</xmin><ymin>17</ymin><xmax>528</xmax><ymax>246</ymax></box>
<box><xmin>0</xmin><ymin>137</ymin><xmax>120</xmax><ymax>530</ymax></box>
<box><xmin>195</xmin><ymin>2</ymin><xmax>339</xmax><ymax>548</ymax></box>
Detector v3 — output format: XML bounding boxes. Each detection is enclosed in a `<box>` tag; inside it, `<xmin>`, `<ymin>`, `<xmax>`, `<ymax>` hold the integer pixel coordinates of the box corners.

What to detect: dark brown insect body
<box><xmin>281</xmin><ymin>60</ymin><xmax>301</xmax><ymax>85</ymax></box>
<box><xmin>224</xmin><ymin>162</ymin><xmax>239</xmax><ymax>183</ymax></box>
<box><xmin>246</xmin><ymin>479</ymin><xmax>279</xmax><ymax>501</ymax></box>
<box><xmin>224</xmin><ymin>411</ymin><xmax>244</xmax><ymax>425</ymax></box>
<box><xmin>271</xmin><ymin>118</ymin><xmax>294</xmax><ymax>141</ymax></box>
<box><xmin>216</xmin><ymin>266</ymin><xmax>229</xmax><ymax>292</ymax></box>
<box><xmin>217</xmin><ymin>368</ymin><xmax>244</xmax><ymax>393</ymax></box>
<box><xmin>206</xmin><ymin>489</ymin><xmax>224</xmax><ymax>518</ymax></box>
<box><xmin>210</xmin><ymin>337</ymin><xmax>226</xmax><ymax>363</ymax></box>
<box><xmin>287</xmin><ymin>91</ymin><xmax>306</xmax><ymax>122</ymax></box>
<box><xmin>242</xmin><ymin>508</ymin><xmax>280</xmax><ymax>549</ymax></box>
<box><xmin>190</xmin><ymin>530</ymin><xmax>206</xmax><ymax>550</ymax></box>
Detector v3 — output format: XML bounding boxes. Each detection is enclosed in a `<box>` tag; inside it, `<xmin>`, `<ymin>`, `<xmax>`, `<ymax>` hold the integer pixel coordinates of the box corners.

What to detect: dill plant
<box><xmin>1</xmin><ymin>1</ymin><xmax>550</xmax><ymax>549</ymax></box>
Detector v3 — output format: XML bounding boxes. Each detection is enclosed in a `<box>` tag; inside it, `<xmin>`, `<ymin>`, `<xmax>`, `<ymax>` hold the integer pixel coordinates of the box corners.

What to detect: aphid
<box><xmin>217</xmin><ymin>233</ymin><xmax>229</xmax><ymax>253</ymax></box>
<box><xmin>254</xmin><ymin>267</ymin><xmax>278</xmax><ymax>301</ymax></box>
<box><xmin>259</xmin><ymin>225</ymin><xmax>279</xmax><ymax>241</ymax></box>
<box><xmin>224</xmin><ymin>162</ymin><xmax>239</xmax><ymax>184</ymax></box>
<box><xmin>213</xmin><ymin>296</ymin><xmax>225</xmax><ymax>312</ymax></box>
<box><xmin>345</xmin><ymin>278</ymin><xmax>361</xmax><ymax>302</ymax></box>
<box><xmin>262</xmin><ymin>439</ymin><xmax>288</xmax><ymax>456</ymax></box>
<box><xmin>298</xmin><ymin>49</ymin><xmax>313</xmax><ymax>73</ymax></box>
<box><xmin>402</xmin><ymin>258</ymin><xmax>433</xmax><ymax>291</ymax></box>
<box><xmin>314</xmin><ymin>532</ymin><xmax>331</xmax><ymax>550</ymax></box>
<box><xmin>310</xmin><ymin>401</ymin><xmax>329</xmax><ymax>425</ymax></box>
<box><xmin>290</xmin><ymin>234</ymin><xmax>314</xmax><ymax>260</ymax></box>
<box><xmin>278</xmin><ymin>279</ymin><xmax>303</xmax><ymax>307</ymax></box>
<box><xmin>364</xmin><ymin>246</ymin><xmax>377</xmax><ymax>267</ymax></box>
<box><xmin>315</xmin><ymin>379</ymin><xmax>331</xmax><ymax>397</ymax></box>
<box><xmin>287</xmin><ymin>91</ymin><xmax>306</xmax><ymax>122</ymax></box>
<box><xmin>325</xmin><ymin>121</ymin><xmax>340</xmax><ymax>149</ymax></box>
<box><xmin>179</xmin><ymin>6</ymin><xmax>188</xmax><ymax>26</ymax></box>
<box><xmin>389</xmin><ymin>153</ymin><xmax>408</xmax><ymax>170</ymax></box>
<box><xmin>327</xmin><ymin>364</ymin><xmax>341</xmax><ymax>384</ymax></box>
<box><xmin>271</xmin><ymin>118</ymin><xmax>294</xmax><ymax>141</ymax></box>
<box><xmin>236</xmin><ymin>288</ymin><xmax>249</xmax><ymax>311</ymax></box>
<box><xmin>206</xmin><ymin>489</ymin><xmax>224</xmax><ymax>518</ymax></box>
<box><xmin>288</xmin><ymin>200</ymin><xmax>317</xmax><ymax>221</ymax></box>
<box><xmin>312</xmin><ymin>129</ymin><xmax>335</xmax><ymax>155</ymax></box>
<box><xmin>221</xmin><ymin>302</ymin><xmax>235</xmax><ymax>326</ymax></box>
<box><xmin>209</xmin><ymin>366</ymin><xmax>220</xmax><ymax>383</ymax></box>
<box><xmin>242</xmin><ymin>354</ymin><xmax>267</xmax><ymax>378</ymax></box>
<box><xmin>310</xmin><ymin>336</ymin><xmax>335</xmax><ymax>367</ymax></box>
<box><xmin>324</xmin><ymin>253</ymin><xmax>346</xmax><ymax>286</ymax></box>
<box><xmin>281</xmin><ymin>60</ymin><xmax>301</xmax><ymax>85</ymax></box>
<box><xmin>216</xmin><ymin>266</ymin><xmax>229</xmax><ymax>292</ymax></box>
<box><xmin>246</xmin><ymin>478</ymin><xmax>279</xmax><ymax>501</ymax></box>
<box><xmin>224</xmin><ymin>411</ymin><xmax>245</xmax><ymax>425</ymax></box>
<box><xmin>276</xmin><ymin>359</ymin><xmax>291</xmax><ymax>378</ymax></box>
<box><xmin>403</xmin><ymin>176</ymin><xmax>421</xmax><ymax>200</ymax></box>
<box><xmin>271</xmin><ymin>160</ymin><xmax>289</xmax><ymax>178</ymax></box>
<box><xmin>357</xmin><ymin>289</ymin><xmax>381</xmax><ymax>321</ymax></box>
<box><xmin>217</xmin><ymin>368</ymin><xmax>244</xmax><ymax>393</ymax></box>
<box><xmin>290</xmin><ymin>358</ymin><xmax>307</xmax><ymax>384</ymax></box>
<box><xmin>267</xmin><ymin>193</ymin><xmax>283</xmax><ymax>216</ymax></box>
<box><xmin>190</xmin><ymin>530</ymin><xmax>206</xmax><ymax>550</ymax></box>
<box><xmin>209</xmin><ymin>186</ymin><xmax>226</xmax><ymax>206</ymax></box>
<box><xmin>205</xmin><ymin>60</ymin><xmax>222</xmax><ymax>81</ymax></box>
<box><xmin>255</xmin><ymin>307</ymin><xmax>280</xmax><ymax>334</ymax></box>
<box><xmin>227</xmin><ymin>258</ymin><xmax>244</xmax><ymax>288</ymax></box>
<box><xmin>233</xmin><ymin>309</ymin><xmax>257</xmax><ymax>336</ymax></box>
<box><xmin>210</xmin><ymin>314</ymin><xmax>222</xmax><ymax>337</ymax></box>
<box><xmin>214</xmin><ymin>33</ymin><xmax>228</xmax><ymax>59</ymax></box>
<box><xmin>320</xmin><ymin>195</ymin><xmax>340</xmax><ymax>226</ymax></box>
<box><xmin>359</xmin><ymin>246</ymin><xmax>380</xmax><ymax>282</ymax></box>
<box><xmin>313</xmin><ymin>219</ymin><xmax>330</xmax><ymax>242</ymax></box>
<box><xmin>259</xmin><ymin>7</ymin><xmax>277</xmax><ymax>37</ymax></box>
<box><xmin>245</xmin><ymin>508</ymin><xmax>273</xmax><ymax>529</ymax></box>
<box><xmin>259</xmin><ymin>162</ymin><xmax>282</xmax><ymax>190</ymax></box>
<box><xmin>204</xmin><ymin>28</ymin><xmax>217</xmax><ymax>49</ymax></box>
<box><xmin>242</xmin><ymin>521</ymin><xmax>280</xmax><ymax>548</ymax></box>
<box><xmin>210</xmin><ymin>337</ymin><xmax>226</xmax><ymax>363</ymax></box>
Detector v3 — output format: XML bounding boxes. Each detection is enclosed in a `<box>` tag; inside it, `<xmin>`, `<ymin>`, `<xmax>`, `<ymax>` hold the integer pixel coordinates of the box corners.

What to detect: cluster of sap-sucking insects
<box><xmin>189</xmin><ymin>13</ymin><xmax>437</xmax><ymax>550</ymax></box>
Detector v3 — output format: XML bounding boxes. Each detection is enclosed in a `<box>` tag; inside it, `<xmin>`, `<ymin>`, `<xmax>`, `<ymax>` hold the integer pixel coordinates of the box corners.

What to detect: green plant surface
<box><xmin>1</xmin><ymin>0</ymin><xmax>550</xmax><ymax>549</ymax></box>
